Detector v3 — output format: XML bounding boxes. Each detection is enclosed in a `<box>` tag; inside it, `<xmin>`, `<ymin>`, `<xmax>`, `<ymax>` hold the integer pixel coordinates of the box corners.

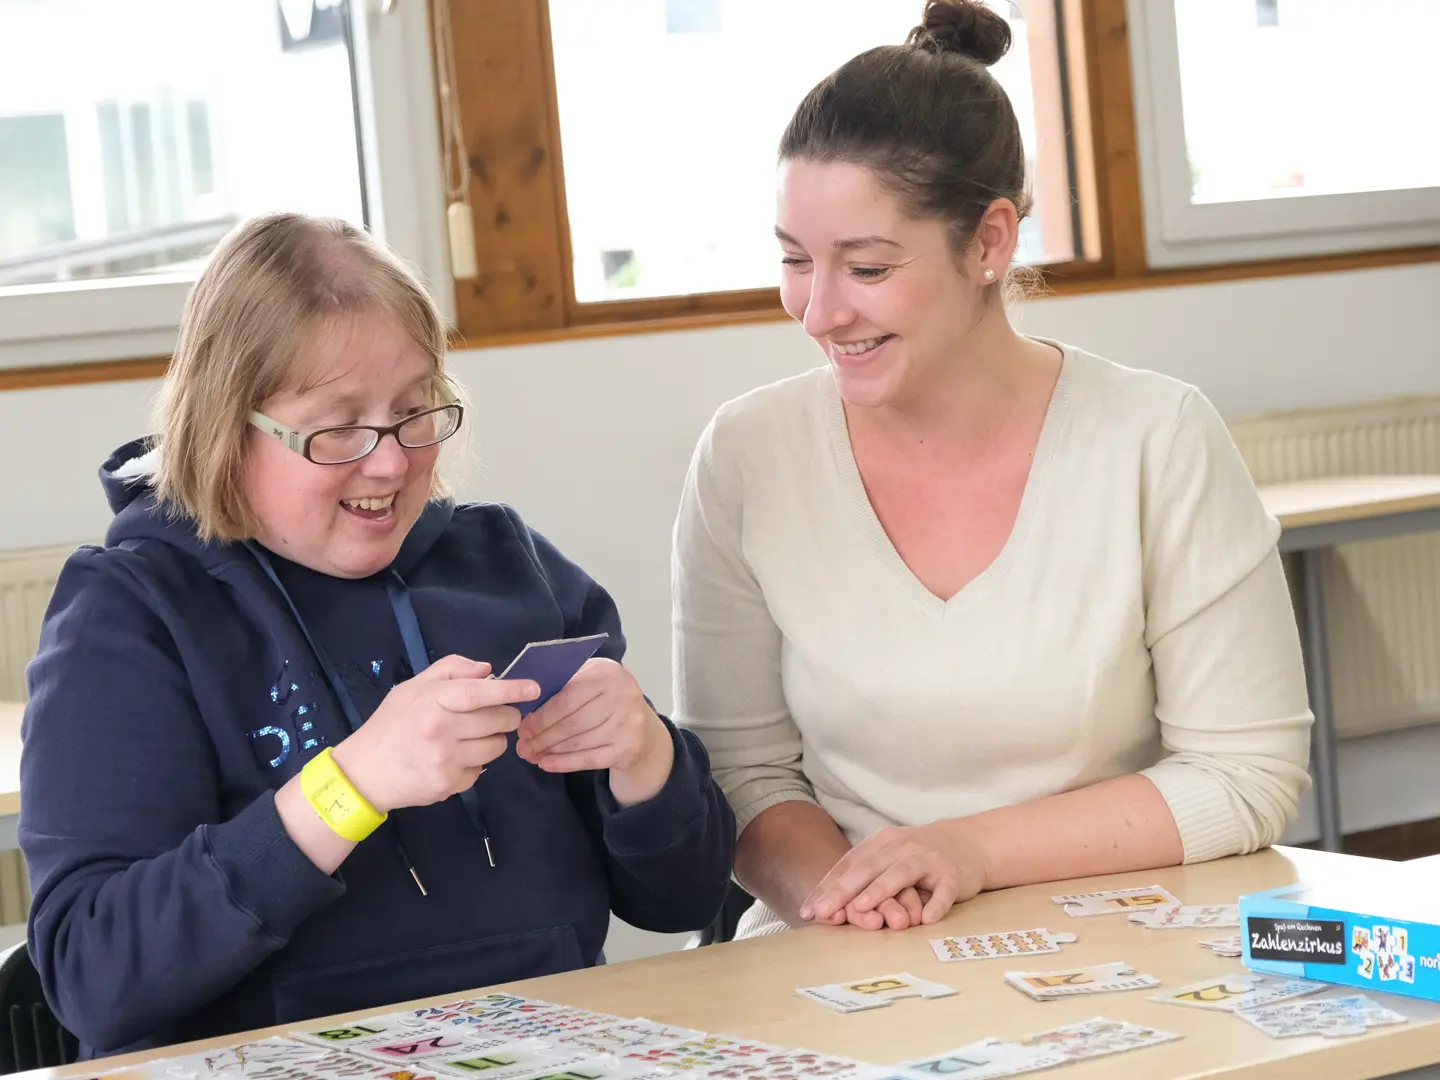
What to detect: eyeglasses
<box><xmin>248</xmin><ymin>402</ymin><xmax>464</xmax><ymax>465</ymax></box>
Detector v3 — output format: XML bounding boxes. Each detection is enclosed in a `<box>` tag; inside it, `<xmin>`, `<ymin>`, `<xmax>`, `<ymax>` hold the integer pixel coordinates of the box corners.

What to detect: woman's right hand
<box><xmin>330</xmin><ymin>655</ymin><xmax>539</xmax><ymax>813</ymax></box>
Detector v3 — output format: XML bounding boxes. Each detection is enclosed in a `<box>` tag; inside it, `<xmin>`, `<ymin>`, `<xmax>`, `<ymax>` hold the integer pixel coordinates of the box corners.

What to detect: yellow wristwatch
<box><xmin>300</xmin><ymin>747</ymin><xmax>387</xmax><ymax>843</ymax></box>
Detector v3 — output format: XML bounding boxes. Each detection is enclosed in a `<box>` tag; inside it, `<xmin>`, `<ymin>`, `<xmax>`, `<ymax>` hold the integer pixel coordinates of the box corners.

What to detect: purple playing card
<box><xmin>498</xmin><ymin>633</ymin><xmax>609</xmax><ymax>716</ymax></box>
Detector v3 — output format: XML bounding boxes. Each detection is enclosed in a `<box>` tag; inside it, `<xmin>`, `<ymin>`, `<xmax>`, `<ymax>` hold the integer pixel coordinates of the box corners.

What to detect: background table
<box><xmin>36</xmin><ymin>846</ymin><xmax>1440</xmax><ymax>1080</ymax></box>
<box><xmin>1258</xmin><ymin>475</ymin><xmax>1440</xmax><ymax>853</ymax></box>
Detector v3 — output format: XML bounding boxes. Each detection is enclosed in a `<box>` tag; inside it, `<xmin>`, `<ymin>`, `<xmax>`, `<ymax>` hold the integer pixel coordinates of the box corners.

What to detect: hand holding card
<box><xmin>512</xmin><ymin>639</ymin><xmax>676</xmax><ymax>804</ymax></box>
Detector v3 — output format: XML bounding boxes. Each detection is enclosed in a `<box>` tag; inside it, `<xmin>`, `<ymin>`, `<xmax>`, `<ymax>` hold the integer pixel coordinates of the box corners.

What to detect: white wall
<box><xmin>5</xmin><ymin>260</ymin><xmax>1440</xmax><ymax>957</ymax></box>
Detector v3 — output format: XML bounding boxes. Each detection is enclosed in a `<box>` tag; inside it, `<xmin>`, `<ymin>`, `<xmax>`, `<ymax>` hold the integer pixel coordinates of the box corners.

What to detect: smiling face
<box><xmin>776</xmin><ymin>159</ymin><xmax>998</xmax><ymax>411</ymax></box>
<box><xmin>241</xmin><ymin>307</ymin><xmax>441</xmax><ymax>579</ymax></box>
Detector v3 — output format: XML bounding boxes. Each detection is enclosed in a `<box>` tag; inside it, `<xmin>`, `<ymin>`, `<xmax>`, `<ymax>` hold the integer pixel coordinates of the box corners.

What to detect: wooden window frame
<box><xmin>4</xmin><ymin>0</ymin><xmax>1438</xmax><ymax>393</ymax></box>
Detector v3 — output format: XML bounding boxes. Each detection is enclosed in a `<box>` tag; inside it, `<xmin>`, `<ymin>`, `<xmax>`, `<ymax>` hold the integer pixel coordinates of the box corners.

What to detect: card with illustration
<box><xmin>1402</xmin><ymin>955</ymin><xmax>1417</xmax><ymax>983</ymax></box>
<box><xmin>356</xmin><ymin>1036</ymin><xmax>524</xmax><ymax>1066</ymax></box>
<box><xmin>622</xmin><ymin>1037</ymin><xmax>783</xmax><ymax>1073</ymax></box>
<box><xmin>1351</xmin><ymin>927</ymin><xmax>1371</xmax><ymax>954</ymax></box>
<box><xmin>1237</xmin><ymin>995</ymin><xmax>1406</xmax><ymax>1039</ymax></box>
<box><xmin>426</xmin><ymin>1049</ymin><xmax>599</xmax><ymax>1080</ymax></box>
<box><xmin>1003</xmin><ymin>962</ymin><xmax>1158</xmax><ymax>1001</ymax></box>
<box><xmin>929</xmin><ymin>929</ymin><xmax>1077</xmax><ymax>963</ymax></box>
<box><xmin>1374</xmin><ymin>926</ymin><xmax>1392</xmax><ymax>954</ymax></box>
<box><xmin>1050</xmin><ymin>886</ymin><xmax>1180</xmax><ymax>918</ymax></box>
<box><xmin>1146</xmin><ymin>975</ymin><xmax>1324</xmax><ymax>1012</ymax></box>
<box><xmin>1357</xmin><ymin>950</ymin><xmax>1376</xmax><ymax>979</ymax></box>
<box><xmin>555</xmin><ymin>1020</ymin><xmax>704</xmax><ymax>1054</ymax></box>
<box><xmin>1013</xmin><ymin>1018</ymin><xmax>1181</xmax><ymax>1062</ymax></box>
<box><xmin>293</xmin><ymin>1021</ymin><xmax>463</xmax><ymax>1054</ymax></box>
<box><xmin>797</xmin><ymin>973</ymin><xmax>955</xmax><ymax>1012</ymax></box>
<box><xmin>1199</xmin><ymin>936</ymin><xmax>1243</xmax><ymax>958</ymax></box>
<box><xmin>700</xmin><ymin>1049</ymin><xmax>871</xmax><ymax>1080</ymax></box>
<box><xmin>902</xmin><ymin>1038</ymin><xmax>1067</xmax><ymax>1079</ymax></box>
<box><xmin>1394</xmin><ymin>927</ymin><xmax>1410</xmax><ymax>955</ymax></box>
<box><xmin>150</xmin><ymin>1039</ymin><xmax>336</xmax><ymax>1079</ymax></box>
<box><xmin>1128</xmin><ymin>904</ymin><xmax>1239</xmax><ymax>930</ymax></box>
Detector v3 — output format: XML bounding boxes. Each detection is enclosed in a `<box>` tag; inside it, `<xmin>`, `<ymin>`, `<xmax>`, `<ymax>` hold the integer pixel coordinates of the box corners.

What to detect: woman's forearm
<box><xmin>735</xmin><ymin>800</ymin><xmax>853</xmax><ymax>925</ymax></box>
<box><xmin>942</xmin><ymin>773</ymin><xmax>1184</xmax><ymax>891</ymax></box>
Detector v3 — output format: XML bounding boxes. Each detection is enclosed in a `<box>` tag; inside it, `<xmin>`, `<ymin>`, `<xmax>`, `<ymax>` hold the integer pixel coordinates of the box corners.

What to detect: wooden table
<box><xmin>0</xmin><ymin>701</ymin><xmax>21</xmax><ymax>849</ymax></box>
<box><xmin>1257</xmin><ymin>475</ymin><xmax>1440</xmax><ymax>854</ymax></box>
<box><xmin>31</xmin><ymin>846</ymin><xmax>1440</xmax><ymax>1080</ymax></box>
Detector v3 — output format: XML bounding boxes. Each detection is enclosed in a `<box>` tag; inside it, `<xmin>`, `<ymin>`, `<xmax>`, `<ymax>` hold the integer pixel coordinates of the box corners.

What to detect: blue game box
<box><xmin>1239</xmin><ymin>865</ymin><xmax>1440</xmax><ymax>1005</ymax></box>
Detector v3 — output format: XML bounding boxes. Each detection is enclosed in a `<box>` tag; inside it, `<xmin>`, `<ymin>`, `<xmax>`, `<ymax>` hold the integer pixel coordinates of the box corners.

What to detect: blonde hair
<box><xmin>154</xmin><ymin>212</ymin><xmax>459</xmax><ymax>543</ymax></box>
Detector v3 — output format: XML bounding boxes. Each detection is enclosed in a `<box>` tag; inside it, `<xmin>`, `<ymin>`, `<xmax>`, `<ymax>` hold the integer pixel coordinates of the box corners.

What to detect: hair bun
<box><xmin>908</xmin><ymin>0</ymin><xmax>1012</xmax><ymax>66</ymax></box>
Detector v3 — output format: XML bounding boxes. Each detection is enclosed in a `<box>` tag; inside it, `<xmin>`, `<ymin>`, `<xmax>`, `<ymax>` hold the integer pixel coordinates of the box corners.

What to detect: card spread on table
<box><xmin>902</xmin><ymin>1038</ymin><xmax>1069</xmax><ymax>1079</ymax></box>
<box><xmin>796</xmin><ymin>973</ymin><xmax>956</xmax><ymax>1013</ymax></box>
<box><xmin>1146</xmin><ymin>974</ymin><xmax>1325</xmax><ymax>1012</ymax></box>
<box><xmin>1013</xmin><ymin>1018</ymin><xmax>1182</xmax><ymax>1063</ymax></box>
<box><xmin>701</xmin><ymin>1048</ymin><xmax>872</xmax><ymax>1080</ymax></box>
<box><xmin>555</xmin><ymin>1020</ymin><xmax>705</xmax><ymax>1054</ymax></box>
<box><xmin>621</xmin><ymin>1036</ymin><xmax>784</xmax><ymax>1072</ymax></box>
<box><xmin>929</xmin><ymin>929</ymin><xmax>1077</xmax><ymax>963</ymax></box>
<box><xmin>1050</xmin><ymin>885</ymin><xmax>1181</xmax><ymax>918</ymax></box>
<box><xmin>497</xmin><ymin>634</ymin><xmax>609</xmax><ymax>716</ymax></box>
<box><xmin>1199</xmin><ymin>935</ymin><xmax>1244</xmax><ymax>957</ymax></box>
<box><xmin>1003</xmin><ymin>961</ymin><xmax>1159</xmax><ymax>1000</ymax></box>
<box><xmin>1236</xmin><ymin>994</ymin><xmax>1408</xmax><ymax>1039</ymax></box>
<box><xmin>1127</xmin><ymin>904</ymin><xmax>1240</xmax><ymax>930</ymax></box>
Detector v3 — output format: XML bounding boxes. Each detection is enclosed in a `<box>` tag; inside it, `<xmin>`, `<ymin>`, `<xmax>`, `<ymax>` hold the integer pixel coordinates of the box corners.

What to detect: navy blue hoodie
<box><xmin>20</xmin><ymin>440</ymin><xmax>734</xmax><ymax>1058</ymax></box>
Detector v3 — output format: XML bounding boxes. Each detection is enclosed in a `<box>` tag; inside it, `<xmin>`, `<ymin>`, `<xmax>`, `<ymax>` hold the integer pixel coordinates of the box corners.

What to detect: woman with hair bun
<box><xmin>673</xmin><ymin>0</ymin><xmax>1312</xmax><ymax>939</ymax></box>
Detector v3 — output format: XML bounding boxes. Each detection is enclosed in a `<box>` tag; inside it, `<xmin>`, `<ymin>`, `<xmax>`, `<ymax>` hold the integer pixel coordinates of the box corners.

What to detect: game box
<box><xmin>1239</xmin><ymin>865</ymin><xmax>1440</xmax><ymax>1005</ymax></box>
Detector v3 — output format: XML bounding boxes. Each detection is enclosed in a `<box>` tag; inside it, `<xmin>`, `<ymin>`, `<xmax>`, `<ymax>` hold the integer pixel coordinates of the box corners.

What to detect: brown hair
<box><xmin>153</xmin><ymin>212</ymin><xmax>458</xmax><ymax>543</ymax></box>
<box><xmin>779</xmin><ymin>0</ymin><xmax>1031</xmax><ymax>260</ymax></box>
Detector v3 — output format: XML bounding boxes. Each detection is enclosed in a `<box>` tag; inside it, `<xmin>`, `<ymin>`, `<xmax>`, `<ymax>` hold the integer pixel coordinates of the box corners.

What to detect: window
<box><xmin>1130</xmin><ymin>0</ymin><xmax>1440</xmax><ymax>266</ymax></box>
<box><xmin>0</xmin><ymin>114</ymin><xmax>75</xmax><ymax>261</ymax></box>
<box><xmin>0</xmin><ymin>0</ymin><xmax>449</xmax><ymax>371</ymax></box>
<box><xmin>9</xmin><ymin>0</ymin><xmax>1440</xmax><ymax>387</ymax></box>
<box><xmin>548</xmin><ymin>0</ymin><xmax>1082</xmax><ymax>304</ymax></box>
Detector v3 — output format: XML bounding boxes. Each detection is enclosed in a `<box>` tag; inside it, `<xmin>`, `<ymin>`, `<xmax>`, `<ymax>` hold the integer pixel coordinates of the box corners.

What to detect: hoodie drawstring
<box><xmin>384</xmin><ymin>572</ymin><xmax>496</xmax><ymax>868</ymax></box>
<box><xmin>247</xmin><ymin>543</ymin><xmax>496</xmax><ymax>893</ymax></box>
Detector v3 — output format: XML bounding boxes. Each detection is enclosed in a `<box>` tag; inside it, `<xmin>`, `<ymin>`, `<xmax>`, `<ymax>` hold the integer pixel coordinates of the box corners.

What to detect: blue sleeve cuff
<box><xmin>593</xmin><ymin>720</ymin><xmax>711</xmax><ymax>856</ymax></box>
<box><xmin>202</xmin><ymin>791</ymin><xmax>346</xmax><ymax>944</ymax></box>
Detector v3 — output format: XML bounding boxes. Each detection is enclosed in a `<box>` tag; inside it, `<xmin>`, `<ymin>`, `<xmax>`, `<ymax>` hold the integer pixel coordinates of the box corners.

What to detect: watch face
<box><xmin>315</xmin><ymin>776</ymin><xmax>352</xmax><ymax>819</ymax></box>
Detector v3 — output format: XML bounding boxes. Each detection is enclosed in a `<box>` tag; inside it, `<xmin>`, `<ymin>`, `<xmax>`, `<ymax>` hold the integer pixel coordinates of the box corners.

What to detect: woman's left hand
<box><xmin>799</xmin><ymin>823</ymin><xmax>990</xmax><ymax>927</ymax></box>
<box><xmin>515</xmin><ymin>658</ymin><xmax>676</xmax><ymax>806</ymax></box>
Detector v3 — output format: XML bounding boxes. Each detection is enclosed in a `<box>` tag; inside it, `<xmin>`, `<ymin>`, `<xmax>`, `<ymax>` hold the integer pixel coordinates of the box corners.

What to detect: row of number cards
<box><xmin>957</xmin><ymin>885</ymin><xmax>1404</xmax><ymax>1040</ymax></box>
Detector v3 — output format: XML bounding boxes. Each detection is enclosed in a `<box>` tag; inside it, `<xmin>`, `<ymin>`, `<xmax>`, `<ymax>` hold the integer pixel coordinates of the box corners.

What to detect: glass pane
<box><xmin>549</xmin><ymin>1</ymin><xmax>1074</xmax><ymax>304</ymax></box>
<box><xmin>0</xmin><ymin>0</ymin><xmax>366</xmax><ymax>288</ymax></box>
<box><xmin>0</xmin><ymin>114</ymin><xmax>76</xmax><ymax>256</ymax></box>
<box><xmin>1174</xmin><ymin>0</ymin><xmax>1440</xmax><ymax>205</ymax></box>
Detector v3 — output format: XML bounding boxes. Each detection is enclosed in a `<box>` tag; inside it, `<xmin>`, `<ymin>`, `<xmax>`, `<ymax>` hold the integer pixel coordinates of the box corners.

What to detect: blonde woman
<box><xmin>21</xmin><ymin>213</ymin><xmax>733</xmax><ymax>1056</ymax></box>
<box><xmin>673</xmin><ymin>0</ymin><xmax>1311</xmax><ymax>939</ymax></box>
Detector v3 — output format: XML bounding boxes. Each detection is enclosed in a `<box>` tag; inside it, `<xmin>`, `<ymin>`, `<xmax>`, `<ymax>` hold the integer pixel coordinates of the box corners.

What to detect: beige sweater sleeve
<box><xmin>1138</xmin><ymin>389</ymin><xmax>1314</xmax><ymax>862</ymax></box>
<box><xmin>671</xmin><ymin>414</ymin><xmax>818</xmax><ymax>833</ymax></box>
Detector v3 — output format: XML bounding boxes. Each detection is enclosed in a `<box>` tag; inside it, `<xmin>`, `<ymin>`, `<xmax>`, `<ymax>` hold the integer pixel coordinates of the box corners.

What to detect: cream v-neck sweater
<box><xmin>672</xmin><ymin>344</ymin><xmax>1313</xmax><ymax>875</ymax></box>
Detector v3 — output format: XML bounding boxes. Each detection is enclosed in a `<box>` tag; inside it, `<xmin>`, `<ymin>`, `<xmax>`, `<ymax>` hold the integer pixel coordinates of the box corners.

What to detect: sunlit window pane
<box><xmin>550</xmin><ymin>1</ymin><xmax>1075</xmax><ymax>304</ymax></box>
<box><xmin>1174</xmin><ymin>0</ymin><xmax>1440</xmax><ymax>205</ymax></box>
<box><xmin>0</xmin><ymin>0</ymin><xmax>366</xmax><ymax>287</ymax></box>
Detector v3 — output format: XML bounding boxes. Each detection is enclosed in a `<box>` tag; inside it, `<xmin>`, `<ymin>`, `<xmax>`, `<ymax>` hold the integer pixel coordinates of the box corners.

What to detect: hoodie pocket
<box><xmin>270</xmin><ymin>924</ymin><xmax>586</xmax><ymax>1024</ymax></box>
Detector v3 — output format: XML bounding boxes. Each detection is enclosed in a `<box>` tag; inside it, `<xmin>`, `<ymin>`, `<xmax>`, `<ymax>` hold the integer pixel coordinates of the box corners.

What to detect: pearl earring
<box><xmin>983</xmin><ymin>268</ymin><xmax>997</xmax><ymax>283</ymax></box>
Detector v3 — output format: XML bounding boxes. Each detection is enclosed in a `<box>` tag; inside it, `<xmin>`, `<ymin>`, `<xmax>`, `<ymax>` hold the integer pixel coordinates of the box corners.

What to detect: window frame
<box><xmin>4</xmin><ymin>0</ymin><xmax>1440</xmax><ymax>392</ymax></box>
<box><xmin>0</xmin><ymin>0</ymin><xmax>452</xmax><ymax>373</ymax></box>
<box><xmin>1127</xmin><ymin>0</ymin><xmax>1440</xmax><ymax>269</ymax></box>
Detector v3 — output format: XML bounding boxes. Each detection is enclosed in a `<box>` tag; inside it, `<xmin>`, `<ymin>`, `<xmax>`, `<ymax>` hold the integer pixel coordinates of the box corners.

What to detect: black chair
<box><xmin>697</xmin><ymin>881</ymin><xmax>756</xmax><ymax>946</ymax></box>
<box><xmin>0</xmin><ymin>943</ymin><xmax>77</xmax><ymax>1074</ymax></box>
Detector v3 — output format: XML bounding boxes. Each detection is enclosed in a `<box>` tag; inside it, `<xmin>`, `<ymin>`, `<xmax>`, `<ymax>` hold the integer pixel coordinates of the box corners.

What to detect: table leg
<box><xmin>1298</xmin><ymin>548</ymin><xmax>1344</xmax><ymax>853</ymax></box>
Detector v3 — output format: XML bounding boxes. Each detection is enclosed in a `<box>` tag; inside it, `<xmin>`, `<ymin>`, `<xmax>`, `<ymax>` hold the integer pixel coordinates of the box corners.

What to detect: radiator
<box><xmin>0</xmin><ymin>545</ymin><xmax>72</xmax><ymax>705</ymax></box>
<box><xmin>0</xmin><ymin>544</ymin><xmax>73</xmax><ymax>926</ymax></box>
<box><xmin>1229</xmin><ymin>394</ymin><xmax>1440</xmax><ymax>741</ymax></box>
